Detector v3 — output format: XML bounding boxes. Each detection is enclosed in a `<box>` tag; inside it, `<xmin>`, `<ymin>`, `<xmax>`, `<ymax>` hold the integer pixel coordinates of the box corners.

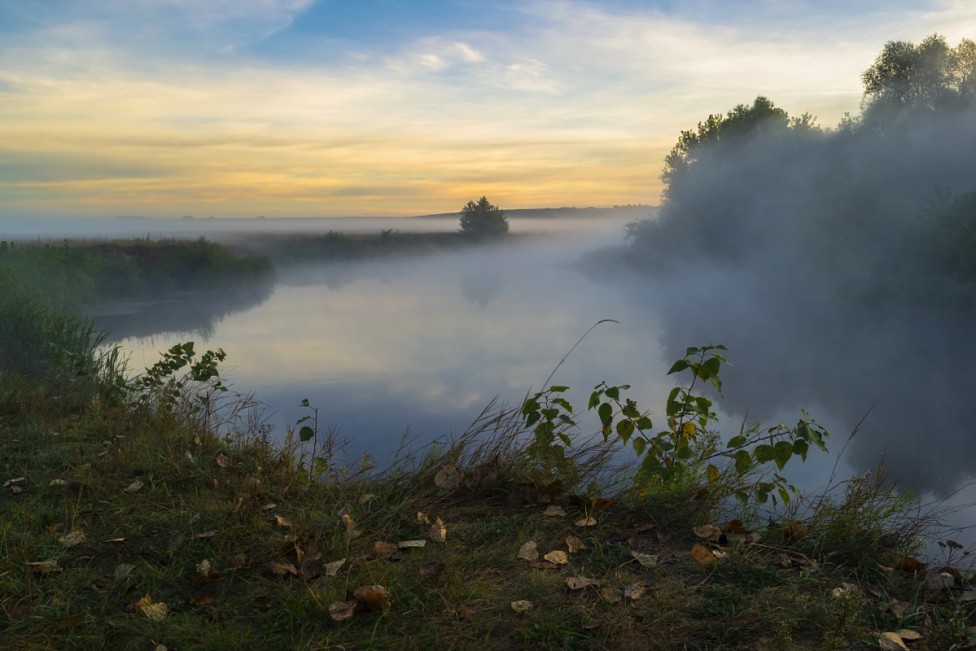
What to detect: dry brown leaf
<box><xmin>895</xmin><ymin>629</ymin><xmax>923</xmax><ymax>641</ymax></box>
<box><xmin>190</xmin><ymin>585</ymin><xmax>216</xmax><ymax>606</ymax></box>
<box><xmin>273</xmin><ymin>515</ymin><xmax>293</xmax><ymax>529</ymax></box>
<box><xmin>518</xmin><ymin>541</ymin><xmax>539</xmax><ymax>562</ymax></box>
<box><xmin>566</xmin><ymin>535</ymin><xmax>587</xmax><ymax>553</ymax></box>
<box><xmin>544</xmin><ymin>550</ymin><xmax>569</xmax><ymax>565</ymax></box>
<box><xmin>215</xmin><ymin>452</ymin><xmax>231</xmax><ymax>468</ymax></box>
<box><xmin>510</xmin><ymin>600</ymin><xmax>533</xmax><ymax>613</ymax></box>
<box><xmin>27</xmin><ymin>559</ymin><xmax>62</xmax><ymax>573</ymax></box>
<box><xmin>124</xmin><ymin>479</ymin><xmax>143</xmax><ymax>493</ymax></box>
<box><xmin>59</xmin><ymin>530</ymin><xmax>86</xmax><ymax>548</ymax></box>
<box><xmin>227</xmin><ymin>554</ymin><xmax>247</xmax><ymax>571</ymax></box>
<box><xmin>566</xmin><ymin>576</ymin><xmax>600</xmax><ymax>590</ymax></box>
<box><xmin>417</xmin><ymin>511</ymin><xmax>430</xmax><ymax>525</ymax></box>
<box><xmin>114</xmin><ymin>563</ymin><xmax>135</xmax><ymax>579</ymax></box>
<box><xmin>623</xmin><ymin>582</ymin><xmax>646</xmax><ymax>601</ymax></box>
<box><xmin>398</xmin><ymin>540</ymin><xmax>427</xmax><ymax>550</ymax></box>
<box><xmin>434</xmin><ymin>463</ymin><xmax>462</xmax><ymax>491</ymax></box>
<box><xmin>419</xmin><ymin>562</ymin><xmax>445</xmax><ymax>578</ymax></box>
<box><xmin>328</xmin><ymin>600</ymin><xmax>357</xmax><ymax>622</ymax></box>
<box><xmin>195</xmin><ymin>530</ymin><xmax>217</xmax><ymax>539</ymax></box>
<box><xmin>324</xmin><ymin>558</ymin><xmax>346</xmax><ymax>577</ymax></box>
<box><xmin>528</xmin><ymin>560</ymin><xmax>560</xmax><ymax>570</ymax></box>
<box><xmin>690</xmin><ymin>544</ymin><xmax>717</xmax><ymax>568</ymax></box>
<box><xmin>138</xmin><ymin>598</ymin><xmax>168</xmax><ymax>622</ymax></box>
<box><xmin>693</xmin><ymin>524</ymin><xmax>722</xmax><ymax>542</ymax></box>
<box><xmin>464</xmin><ymin>459</ymin><xmax>499</xmax><ymax>491</ymax></box>
<box><xmin>782</xmin><ymin>521</ymin><xmax>808</xmax><ymax>544</ymax></box>
<box><xmin>48</xmin><ymin>478</ymin><xmax>68</xmax><ymax>487</ymax></box>
<box><xmin>195</xmin><ymin>559</ymin><xmax>212</xmax><ymax>577</ymax></box>
<box><xmin>373</xmin><ymin>541</ymin><xmax>400</xmax><ymax>560</ymax></box>
<box><xmin>599</xmin><ymin>587</ymin><xmax>622</xmax><ymax>603</ymax></box>
<box><xmin>574</xmin><ymin>516</ymin><xmax>598</xmax><ymax>527</ymax></box>
<box><xmin>631</xmin><ymin>551</ymin><xmax>659</xmax><ymax>567</ymax></box>
<box><xmin>878</xmin><ymin>632</ymin><xmax>910</xmax><ymax>651</ymax></box>
<box><xmin>428</xmin><ymin>517</ymin><xmax>447</xmax><ymax>543</ymax></box>
<box><xmin>269</xmin><ymin>562</ymin><xmax>299</xmax><ymax>577</ymax></box>
<box><xmin>543</xmin><ymin>505</ymin><xmax>567</xmax><ymax>517</ymax></box>
<box><xmin>353</xmin><ymin>584</ymin><xmax>391</xmax><ymax>611</ymax></box>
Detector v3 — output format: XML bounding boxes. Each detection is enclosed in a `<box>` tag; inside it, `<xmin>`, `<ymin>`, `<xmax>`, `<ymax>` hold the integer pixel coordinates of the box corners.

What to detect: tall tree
<box><xmin>459</xmin><ymin>196</ymin><xmax>509</xmax><ymax>238</ymax></box>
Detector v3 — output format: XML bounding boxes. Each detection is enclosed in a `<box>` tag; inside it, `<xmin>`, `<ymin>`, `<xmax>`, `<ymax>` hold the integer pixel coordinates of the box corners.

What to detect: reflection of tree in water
<box><xmin>459</xmin><ymin>272</ymin><xmax>505</xmax><ymax>307</ymax></box>
<box><xmin>647</xmin><ymin>273</ymin><xmax>976</xmax><ymax>497</ymax></box>
<box><xmin>92</xmin><ymin>278</ymin><xmax>275</xmax><ymax>343</ymax></box>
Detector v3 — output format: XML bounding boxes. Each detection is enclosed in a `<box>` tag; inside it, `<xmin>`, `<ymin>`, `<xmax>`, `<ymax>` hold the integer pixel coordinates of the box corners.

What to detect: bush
<box><xmin>459</xmin><ymin>196</ymin><xmax>509</xmax><ymax>238</ymax></box>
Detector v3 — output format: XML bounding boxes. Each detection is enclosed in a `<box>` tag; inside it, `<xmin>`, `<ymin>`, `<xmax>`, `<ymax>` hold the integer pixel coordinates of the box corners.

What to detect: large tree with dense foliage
<box><xmin>459</xmin><ymin>196</ymin><xmax>509</xmax><ymax>238</ymax></box>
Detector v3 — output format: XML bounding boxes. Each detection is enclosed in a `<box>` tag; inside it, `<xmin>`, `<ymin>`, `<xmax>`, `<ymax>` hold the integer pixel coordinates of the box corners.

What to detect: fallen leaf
<box><xmin>694</xmin><ymin>524</ymin><xmax>722</xmax><ymax>542</ymax></box>
<box><xmin>138</xmin><ymin>598</ymin><xmax>168</xmax><ymax>622</ymax></box>
<box><xmin>328</xmin><ymin>600</ymin><xmax>357</xmax><ymax>622</ymax></box>
<box><xmin>262</xmin><ymin>503</ymin><xmax>277</xmax><ymax>511</ymax></box>
<box><xmin>59</xmin><ymin>530</ymin><xmax>86</xmax><ymax>548</ymax></box>
<box><xmin>510</xmin><ymin>600</ymin><xmax>533</xmax><ymax>613</ymax></box>
<box><xmin>373</xmin><ymin>541</ymin><xmax>400</xmax><ymax>560</ymax></box>
<box><xmin>273</xmin><ymin>515</ymin><xmax>293</xmax><ymax>529</ymax></box>
<box><xmin>528</xmin><ymin>560</ymin><xmax>560</xmax><ymax>570</ymax></box>
<box><xmin>184</xmin><ymin>451</ymin><xmax>194</xmax><ymax>463</ymax></box>
<box><xmin>428</xmin><ymin>517</ymin><xmax>447</xmax><ymax>543</ymax></box>
<box><xmin>878</xmin><ymin>632</ymin><xmax>909</xmax><ymax>651</ymax></box>
<box><xmin>398</xmin><ymin>540</ymin><xmax>427</xmax><ymax>550</ymax></box>
<box><xmin>324</xmin><ymin>558</ymin><xmax>346</xmax><ymax>577</ymax></box>
<box><xmin>417</xmin><ymin>511</ymin><xmax>430</xmax><ymax>525</ymax></box>
<box><xmin>195</xmin><ymin>559</ymin><xmax>212</xmax><ymax>576</ymax></box>
<box><xmin>690</xmin><ymin>544</ymin><xmax>717</xmax><ymax>568</ymax></box>
<box><xmin>434</xmin><ymin>463</ymin><xmax>462</xmax><ymax>491</ymax></box>
<box><xmin>105</xmin><ymin>537</ymin><xmax>126</xmax><ymax>545</ymax></box>
<box><xmin>352</xmin><ymin>584</ymin><xmax>391</xmax><ymax>611</ymax></box>
<box><xmin>574</xmin><ymin>516</ymin><xmax>598</xmax><ymax>527</ymax></box>
<box><xmin>600</xmin><ymin>587</ymin><xmax>622</xmax><ymax>603</ymax></box>
<box><xmin>566</xmin><ymin>535</ymin><xmax>587</xmax><ymax>553</ymax></box>
<box><xmin>631</xmin><ymin>551</ymin><xmax>659</xmax><ymax>567</ymax></box>
<box><xmin>544</xmin><ymin>550</ymin><xmax>569</xmax><ymax>565</ymax></box>
<box><xmin>27</xmin><ymin>559</ymin><xmax>62</xmax><ymax>573</ymax></box>
<box><xmin>926</xmin><ymin>570</ymin><xmax>957</xmax><ymax>591</ymax></box>
<box><xmin>114</xmin><ymin>563</ymin><xmax>135</xmax><ymax>579</ymax></box>
<box><xmin>227</xmin><ymin>553</ymin><xmax>247</xmax><ymax>571</ymax></box>
<box><xmin>49</xmin><ymin>479</ymin><xmax>69</xmax><ymax>487</ymax></box>
<box><xmin>566</xmin><ymin>576</ymin><xmax>600</xmax><ymax>590</ymax></box>
<box><xmin>190</xmin><ymin>585</ymin><xmax>216</xmax><ymax>606</ymax></box>
<box><xmin>124</xmin><ymin>479</ymin><xmax>143</xmax><ymax>493</ymax></box>
<box><xmin>583</xmin><ymin>618</ymin><xmax>603</xmax><ymax>630</ymax></box>
<box><xmin>782</xmin><ymin>521</ymin><xmax>808</xmax><ymax>544</ymax></box>
<box><xmin>341</xmin><ymin>514</ymin><xmax>361</xmax><ymax>540</ymax></box>
<box><xmin>446</xmin><ymin>603</ymin><xmax>476</xmax><ymax>619</ymax></box>
<box><xmin>895</xmin><ymin>629</ymin><xmax>923</xmax><ymax>641</ymax></box>
<box><xmin>518</xmin><ymin>541</ymin><xmax>539</xmax><ymax>561</ymax></box>
<box><xmin>9</xmin><ymin>485</ymin><xmax>23</xmax><ymax>494</ymax></box>
<box><xmin>464</xmin><ymin>459</ymin><xmax>499</xmax><ymax>491</ymax></box>
<box><xmin>269</xmin><ymin>562</ymin><xmax>299</xmax><ymax>577</ymax></box>
<box><xmin>359</xmin><ymin>493</ymin><xmax>376</xmax><ymax>504</ymax></box>
<box><xmin>543</xmin><ymin>505</ymin><xmax>567</xmax><ymax>517</ymax></box>
<box><xmin>419</xmin><ymin>562</ymin><xmax>445</xmax><ymax>578</ymax></box>
<box><xmin>623</xmin><ymin>582</ymin><xmax>646</xmax><ymax>601</ymax></box>
<box><xmin>215</xmin><ymin>453</ymin><xmax>231</xmax><ymax>468</ymax></box>
<box><xmin>3</xmin><ymin>477</ymin><xmax>25</xmax><ymax>487</ymax></box>
<box><xmin>195</xmin><ymin>530</ymin><xmax>217</xmax><ymax>539</ymax></box>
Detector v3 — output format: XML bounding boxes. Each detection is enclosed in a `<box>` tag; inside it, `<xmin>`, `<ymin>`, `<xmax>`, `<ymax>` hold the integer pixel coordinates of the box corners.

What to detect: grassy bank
<box><xmin>2</xmin><ymin>241</ymin><xmax>976</xmax><ymax>650</ymax></box>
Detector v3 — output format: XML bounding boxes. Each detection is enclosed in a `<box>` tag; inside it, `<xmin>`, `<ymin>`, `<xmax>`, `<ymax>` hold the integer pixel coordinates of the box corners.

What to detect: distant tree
<box><xmin>660</xmin><ymin>96</ymin><xmax>817</xmax><ymax>203</ymax></box>
<box><xmin>459</xmin><ymin>196</ymin><xmax>509</xmax><ymax>237</ymax></box>
<box><xmin>861</xmin><ymin>34</ymin><xmax>976</xmax><ymax>126</ymax></box>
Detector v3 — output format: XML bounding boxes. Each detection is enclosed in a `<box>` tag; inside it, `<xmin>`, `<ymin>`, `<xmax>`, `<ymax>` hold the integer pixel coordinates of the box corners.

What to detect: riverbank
<box><xmin>2</xmin><ymin>237</ymin><xmax>975</xmax><ymax>650</ymax></box>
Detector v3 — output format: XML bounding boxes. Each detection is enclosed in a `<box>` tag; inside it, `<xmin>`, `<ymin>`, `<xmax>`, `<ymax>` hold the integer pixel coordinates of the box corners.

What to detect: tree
<box><xmin>459</xmin><ymin>196</ymin><xmax>509</xmax><ymax>237</ymax></box>
<box><xmin>861</xmin><ymin>34</ymin><xmax>976</xmax><ymax>127</ymax></box>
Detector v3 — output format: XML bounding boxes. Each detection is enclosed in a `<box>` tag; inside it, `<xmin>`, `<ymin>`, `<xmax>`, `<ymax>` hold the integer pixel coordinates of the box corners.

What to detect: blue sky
<box><xmin>1</xmin><ymin>0</ymin><xmax>973</xmax><ymax>218</ymax></box>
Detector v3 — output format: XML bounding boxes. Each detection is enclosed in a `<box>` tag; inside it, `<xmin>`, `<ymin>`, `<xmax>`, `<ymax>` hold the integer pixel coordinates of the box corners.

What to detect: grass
<box><xmin>3</xmin><ymin>239</ymin><xmax>976</xmax><ymax>649</ymax></box>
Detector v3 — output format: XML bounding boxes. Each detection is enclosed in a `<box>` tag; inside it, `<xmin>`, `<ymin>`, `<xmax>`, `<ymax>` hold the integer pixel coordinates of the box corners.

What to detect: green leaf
<box><xmin>525</xmin><ymin>411</ymin><xmax>541</xmax><ymax>427</ymax></box>
<box><xmin>598</xmin><ymin>403</ymin><xmax>613</xmax><ymax>426</ymax></box>
<box><xmin>548</xmin><ymin>385</ymin><xmax>569</xmax><ymax>393</ymax></box>
<box><xmin>792</xmin><ymin>438</ymin><xmax>809</xmax><ymax>460</ymax></box>
<box><xmin>726</xmin><ymin>435</ymin><xmax>745</xmax><ymax>449</ymax></box>
<box><xmin>605</xmin><ymin>386</ymin><xmax>620</xmax><ymax>401</ymax></box>
<box><xmin>300</xmin><ymin>398</ymin><xmax>310</xmax><ymax>407</ymax></box>
<box><xmin>632</xmin><ymin>437</ymin><xmax>647</xmax><ymax>456</ymax></box>
<box><xmin>754</xmin><ymin>444</ymin><xmax>775</xmax><ymax>464</ymax></box>
<box><xmin>557</xmin><ymin>433</ymin><xmax>572</xmax><ymax>447</ymax></box>
<box><xmin>587</xmin><ymin>392</ymin><xmax>600</xmax><ymax>410</ymax></box>
<box><xmin>616</xmin><ymin>419</ymin><xmax>635</xmax><ymax>441</ymax></box>
<box><xmin>734</xmin><ymin>450</ymin><xmax>752</xmax><ymax>474</ymax></box>
<box><xmin>701</xmin><ymin>357</ymin><xmax>721</xmax><ymax>377</ymax></box>
<box><xmin>552</xmin><ymin>398</ymin><xmax>573</xmax><ymax>412</ymax></box>
<box><xmin>706</xmin><ymin>464</ymin><xmax>720</xmax><ymax>484</ymax></box>
<box><xmin>667</xmin><ymin>359</ymin><xmax>689</xmax><ymax>375</ymax></box>
<box><xmin>299</xmin><ymin>426</ymin><xmax>315</xmax><ymax>442</ymax></box>
<box><xmin>636</xmin><ymin>416</ymin><xmax>653</xmax><ymax>431</ymax></box>
<box><xmin>777</xmin><ymin>486</ymin><xmax>791</xmax><ymax>505</ymax></box>
<box><xmin>621</xmin><ymin>401</ymin><xmax>640</xmax><ymax>419</ymax></box>
<box><xmin>774</xmin><ymin>441</ymin><xmax>794</xmax><ymax>470</ymax></box>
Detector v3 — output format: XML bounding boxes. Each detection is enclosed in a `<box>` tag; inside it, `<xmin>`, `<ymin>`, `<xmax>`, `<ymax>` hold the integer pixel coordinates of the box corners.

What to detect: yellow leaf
<box><xmin>543</xmin><ymin>550</ymin><xmax>569</xmax><ymax>565</ymax></box>
<box><xmin>543</xmin><ymin>505</ymin><xmax>567</xmax><ymax>517</ymax></box>
<box><xmin>517</xmin><ymin>541</ymin><xmax>539</xmax><ymax>561</ymax></box>
<box><xmin>510</xmin><ymin>600</ymin><xmax>533</xmax><ymax>613</ymax></box>
<box><xmin>328</xmin><ymin>600</ymin><xmax>357</xmax><ymax>622</ymax></box>
<box><xmin>397</xmin><ymin>540</ymin><xmax>427</xmax><ymax>550</ymax></box>
<box><xmin>895</xmin><ymin>629</ymin><xmax>923</xmax><ymax>641</ymax></box>
<box><xmin>574</xmin><ymin>516</ymin><xmax>598</xmax><ymax>527</ymax></box>
<box><xmin>690</xmin><ymin>543</ymin><xmax>717</xmax><ymax>568</ymax></box>
<box><xmin>878</xmin><ymin>632</ymin><xmax>909</xmax><ymax>651</ymax></box>
<box><xmin>139</xmin><ymin>599</ymin><xmax>167</xmax><ymax>622</ymax></box>
<box><xmin>124</xmin><ymin>479</ymin><xmax>143</xmax><ymax>493</ymax></box>
<box><xmin>706</xmin><ymin>464</ymin><xmax>720</xmax><ymax>484</ymax></box>
<box><xmin>681</xmin><ymin>422</ymin><xmax>696</xmax><ymax>439</ymax></box>
<box><xmin>428</xmin><ymin>517</ymin><xmax>447</xmax><ymax>543</ymax></box>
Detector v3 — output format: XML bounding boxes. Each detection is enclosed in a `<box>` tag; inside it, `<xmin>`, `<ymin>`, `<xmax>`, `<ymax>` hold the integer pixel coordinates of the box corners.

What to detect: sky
<box><xmin>1</xmin><ymin>0</ymin><xmax>974</xmax><ymax>219</ymax></box>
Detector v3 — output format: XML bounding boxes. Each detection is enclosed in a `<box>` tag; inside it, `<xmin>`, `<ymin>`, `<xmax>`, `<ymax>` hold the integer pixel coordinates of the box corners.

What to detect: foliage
<box><xmin>861</xmin><ymin>34</ymin><xmax>976</xmax><ymax>125</ymax></box>
<box><xmin>522</xmin><ymin>345</ymin><xmax>828</xmax><ymax>507</ymax></box>
<box><xmin>459</xmin><ymin>196</ymin><xmax>509</xmax><ymax>238</ymax></box>
<box><xmin>132</xmin><ymin>341</ymin><xmax>227</xmax><ymax>410</ymax></box>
